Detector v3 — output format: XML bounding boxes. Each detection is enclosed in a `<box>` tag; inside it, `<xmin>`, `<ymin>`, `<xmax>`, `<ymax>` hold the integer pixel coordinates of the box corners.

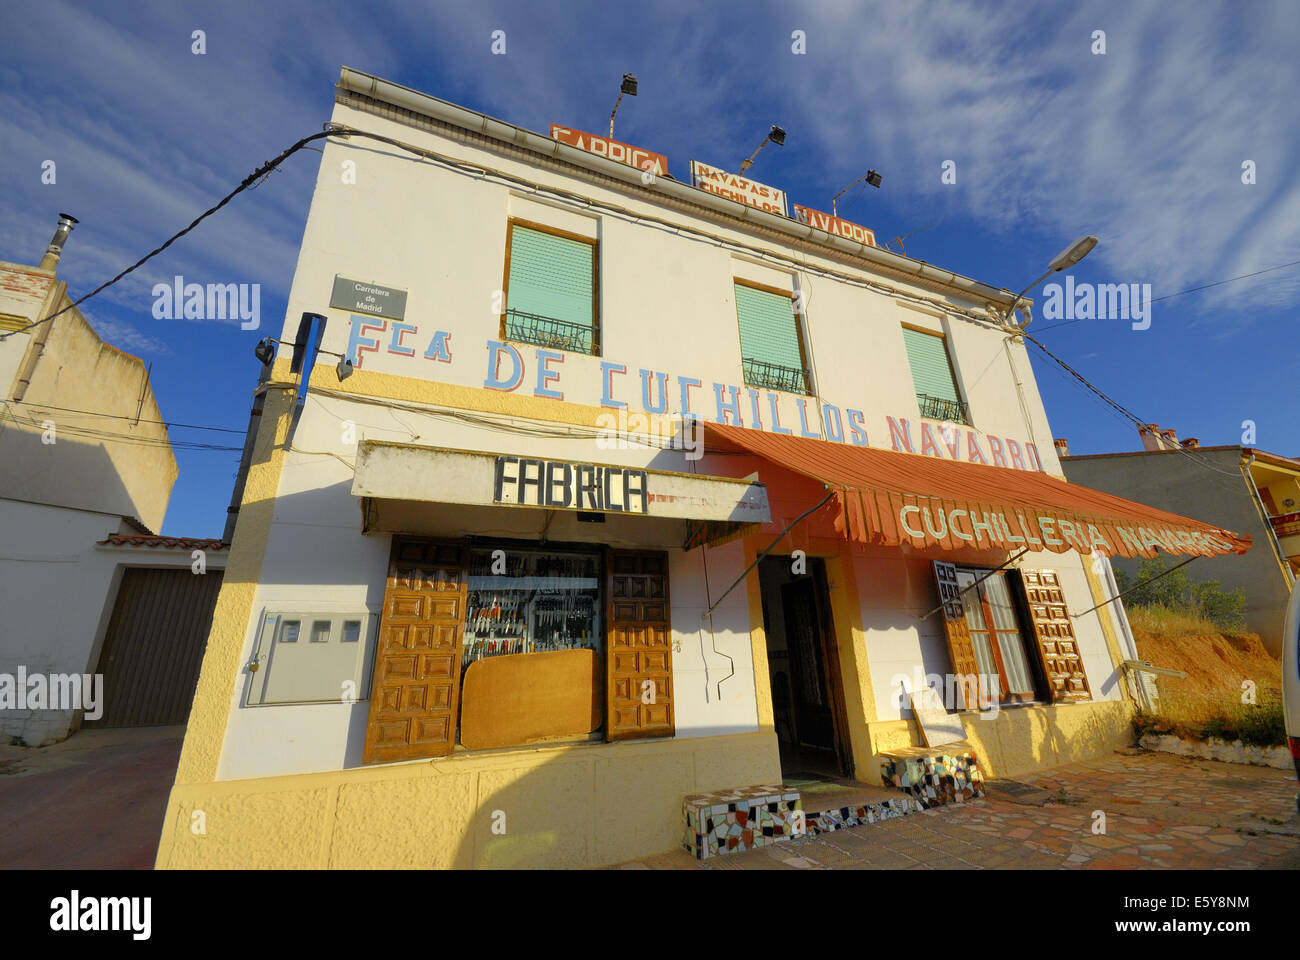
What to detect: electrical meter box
<box><xmin>246</xmin><ymin>610</ymin><xmax>376</xmax><ymax>706</ymax></box>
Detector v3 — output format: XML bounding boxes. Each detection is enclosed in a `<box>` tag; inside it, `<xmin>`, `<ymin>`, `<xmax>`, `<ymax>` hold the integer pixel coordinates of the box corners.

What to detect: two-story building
<box><xmin>157</xmin><ymin>68</ymin><xmax>1251</xmax><ymax>869</ymax></box>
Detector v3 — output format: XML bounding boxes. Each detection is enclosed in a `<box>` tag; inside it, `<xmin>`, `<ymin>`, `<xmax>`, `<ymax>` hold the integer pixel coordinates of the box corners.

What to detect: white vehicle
<box><xmin>1284</xmin><ymin>583</ymin><xmax>1300</xmax><ymax>813</ymax></box>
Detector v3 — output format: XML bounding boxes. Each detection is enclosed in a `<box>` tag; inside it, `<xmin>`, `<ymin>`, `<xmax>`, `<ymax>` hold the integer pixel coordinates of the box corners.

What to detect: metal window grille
<box><xmin>916</xmin><ymin>393</ymin><xmax>971</xmax><ymax>425</ymax></box>
<box><xmin>504</xmin><ymin>308</ymin><xmax>595</xmax><ymax>354</ymax></box>
<box><xmin>742</xmin><ymin>358</ymin><xmax>808</xmax><ymax>394</ymax></box>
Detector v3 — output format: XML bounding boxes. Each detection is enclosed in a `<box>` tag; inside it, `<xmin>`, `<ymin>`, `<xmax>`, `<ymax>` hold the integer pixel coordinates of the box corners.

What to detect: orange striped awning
<box><xmin>703</xmin><ymin>422</ymin><xmax>1251</xmax><ymax>559</ymax></box>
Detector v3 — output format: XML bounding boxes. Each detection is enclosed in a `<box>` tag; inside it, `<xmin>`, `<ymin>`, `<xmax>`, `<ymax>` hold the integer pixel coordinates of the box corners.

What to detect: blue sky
<box><xmin>3</xmin><ymin>0</ymin><xmax>1298</xmax><ymax>536</ymax></box>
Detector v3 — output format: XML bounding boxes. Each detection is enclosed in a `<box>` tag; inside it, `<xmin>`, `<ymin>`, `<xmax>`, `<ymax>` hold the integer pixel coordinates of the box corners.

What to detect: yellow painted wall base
<box><xmin>156</xmin><ymin>731</ymin><xmax>780</xmax><ymax>869</ymax></box>
<box><xmin>862</xmin><ymin>698</ymin><xmax>1136</xmax><ymax>781</ymax></box>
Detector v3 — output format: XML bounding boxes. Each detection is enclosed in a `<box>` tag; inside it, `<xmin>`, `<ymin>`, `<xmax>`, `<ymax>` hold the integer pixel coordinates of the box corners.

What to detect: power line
<box><xmin>7</xmin><ymin>399</ymin><xmax>246</xmax><ymax>434</ymax></box>
<box><xmin>0</xmin><ymin>127</ymin><xmax>341</xmax><ymax>344</ymax></box>
<box><xmin>1021</xmin><ymin>331</ymin><xmax>1246</xmax><ymax>481</ymax></box>
<box><xmin>1034</xmin><ymin>257</ymin><xmax>1300</xmax><ymax>333</ymax></box>
<box><xmin>1151</xmin><ymin>257</ymin><xmax>1300</xmax><ymax>303</ymax></box>
<box><xmin>2</xmin><ymin>405</ymin><xmax>242</xmax><ymax>452</ymax></box>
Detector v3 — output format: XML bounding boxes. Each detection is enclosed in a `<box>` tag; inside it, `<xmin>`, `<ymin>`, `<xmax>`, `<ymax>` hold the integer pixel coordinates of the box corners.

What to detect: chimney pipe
<box><xmin>1181</xmin><ymin>437</ymin><xmax>1200</xmax><ymax>449</ymax></box>
<box><xmin>1138</xmin><ymin>423</ymin><xmax>1163</xmax><ymax>452</ymax></box>
<box><xmin>1161</xmin><ymin>428</ymin><xmax>1178</xmax><ymax>447</ymax></box>
<box><xmin>1053</xmin><ymin>437</ymin><xmax>1070</xmax><ymax>457</ymax></box>
<box><xmin>38</xmin><ymin>213</ymin><xmax>78</xmax><ymax>272</ymax></box>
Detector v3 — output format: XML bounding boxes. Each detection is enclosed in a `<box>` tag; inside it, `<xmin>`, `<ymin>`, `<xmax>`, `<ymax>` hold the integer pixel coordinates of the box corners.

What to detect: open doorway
<box><xmin>758</xmin><ymin>555</ymin><xmax>851</xmax><ymax>778</ymax></box>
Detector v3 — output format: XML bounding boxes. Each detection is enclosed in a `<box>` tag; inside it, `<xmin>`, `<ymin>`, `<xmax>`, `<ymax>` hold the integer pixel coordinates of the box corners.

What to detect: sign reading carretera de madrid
<box><xmin>550</xmin><ymin>125</ymin><xmax>668</xmax><ymax>178</ymax></box>
<box><xmin>690</xmin><ymin>160</ymin><xmax>788</xmax><ymax>216</ymax></box>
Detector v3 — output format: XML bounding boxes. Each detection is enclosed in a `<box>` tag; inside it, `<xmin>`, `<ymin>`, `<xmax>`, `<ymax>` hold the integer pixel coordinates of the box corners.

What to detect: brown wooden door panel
<box><xmin>931</xmin><ymin>561</ymin><xmax>981</xmax><ymax>706</ymax></box>
<box><xmin>1019</xmin><ymin>568</ymin><xmax>1091</xmax><ymax>702</ymax></box>
<box><xmin>362</xmin><ymin>538</ymin><xmax>468</xmax><ymax>764</ymax></box>
<box><xmin>606</xmin><ymin>551</ymin><xmax>673</xmax><ymax>741</ymax></box>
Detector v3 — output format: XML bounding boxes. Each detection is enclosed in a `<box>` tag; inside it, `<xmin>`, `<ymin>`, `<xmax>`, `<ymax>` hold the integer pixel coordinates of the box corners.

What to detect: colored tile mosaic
<box><xmin>805</xmin><ymin>796</ymin><xmax>921</xmax><ymax>835</ymax></box>
<box><xmin>682</xmin><ymin>784</ymin><xmax>803</xmax><ymax>861</ymax></box>
<box><xmin>880</xmin><ymin>752</ymin><xmax>985</xmax><ymax>808</ymax></box>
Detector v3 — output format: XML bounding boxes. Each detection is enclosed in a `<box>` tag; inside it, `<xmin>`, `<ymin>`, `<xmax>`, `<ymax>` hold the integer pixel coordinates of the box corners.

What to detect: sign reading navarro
<box><xmin>792</xmin><ymin>205</ymin><xmax>876</xmax><ymax>247</ymax></box>
<box><xmin>690</xmin><ymin>160</ymin><xmax>788</xmax><ymax>216</ymax></box>
<box><xmin>495</xmin><ymin>455</ymin><xmax>648</xmax><ymax>514</ymax></box>
<box><xmin>550</xmin><ymin>125</ymin><xmax>668</xmax><ymax>177</ymax></box>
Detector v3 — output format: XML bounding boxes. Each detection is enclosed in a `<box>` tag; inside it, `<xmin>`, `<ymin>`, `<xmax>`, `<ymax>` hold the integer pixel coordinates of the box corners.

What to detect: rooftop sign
<box><xmin>549</xmin><ymin>124</ymin><xmax>668</xmax><ymax>178</ymax></box>
<box><xmin>689</xmin><ymin>160</ymin><xmax>788</xmax><ymax>216</ymax></box>
<box><xmin>792</xmin><ymin>204</ymin><xmax>876</xmax><ymax>247</ymax></box>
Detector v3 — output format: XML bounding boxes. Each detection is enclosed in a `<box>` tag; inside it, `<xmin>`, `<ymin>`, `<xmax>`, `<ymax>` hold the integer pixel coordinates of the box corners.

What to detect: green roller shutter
<box><xmin>734</xmin><ymin>283</ymin><xmax>806</xmax><ymax>392</ymax></box>
<box><xmin>505</xmin><ymin>224</ymin><xmax>596</xmax><ymax>352</ymax></box>
<box><xmin>901</xmin><ymin>327</ymin><xmax>961</xmax><ymax>405</ymax></box>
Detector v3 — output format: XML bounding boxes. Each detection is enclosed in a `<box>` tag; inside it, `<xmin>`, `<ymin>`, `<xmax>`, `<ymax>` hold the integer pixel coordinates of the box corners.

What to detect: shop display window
<box><xmin>462</xmin><ymin>545</ymin><xmax>603</xmax><ymax>667</ymax></box>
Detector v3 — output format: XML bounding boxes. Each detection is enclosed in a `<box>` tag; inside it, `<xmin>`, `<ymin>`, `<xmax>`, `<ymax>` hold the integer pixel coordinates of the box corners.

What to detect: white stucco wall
<box><xmin>216</xmin><ymin>398</ymin><xmax>761</xmax><ymax>780</ymax></box>
<box><xmin>216</xmin><ymin>87</ymin><xmax>1109</xmax><ymax>779</ymax></box>
<box><xmin>0</xmin><ymin>500</ymin><xmax>225</xmax><ymax>744</ymax></box>
<box><xmin>860</xmin><ymin>545</ymin><xmax>1124</xmax><ymax>723</ymax></box>
<box><xmin>274</xmin><ymin>98</ymin><xmax>1059</xmax><ymax>478</ymax></box>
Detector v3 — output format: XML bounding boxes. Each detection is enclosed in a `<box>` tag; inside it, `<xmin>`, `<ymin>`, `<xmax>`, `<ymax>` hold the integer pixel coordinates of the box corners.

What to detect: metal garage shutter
<box><xmin>85</xmin><ymin>567</ymin><xmax>225</xmax><ymax>728</ymax></box>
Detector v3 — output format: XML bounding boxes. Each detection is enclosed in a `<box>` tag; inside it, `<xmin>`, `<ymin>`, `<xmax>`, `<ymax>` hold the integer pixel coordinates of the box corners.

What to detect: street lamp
<box><xmin>609</xmin><ymin>73</ymin><xmax>637</xmax><ymax>138</ymax></box>
<box><xmin>1004</xmin><ymin>235</ymin><xmax>1098</xmax><ymax>329</ymax></box>
<box><xmin>830</xmin><ymin>169</ymin><xmax>882</xmax><ymax>217</ymax></box>
<box><xmin>739</xmin><ymin>125</ymin><xmax>785</xmax><ymax>175</ymax></box>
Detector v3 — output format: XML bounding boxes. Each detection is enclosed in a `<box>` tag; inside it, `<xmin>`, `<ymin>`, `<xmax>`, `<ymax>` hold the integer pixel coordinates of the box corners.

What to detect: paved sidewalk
<box><xmin>617</xmin><ymin>752</ymin><xmax>1300</xmax><ymax>870</ymax></box>
<box><xmin>0</xmin><ymin>726</ymin><xmax>184</xmax><ymax>869</ymax></box>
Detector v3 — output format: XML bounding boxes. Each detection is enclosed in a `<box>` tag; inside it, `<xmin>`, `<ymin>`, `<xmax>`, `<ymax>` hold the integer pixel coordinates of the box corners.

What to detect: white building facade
<box><xmin>158</xmin><ymin>69</ymin><xmax>1250</xmax><ymax>869</ymax></box>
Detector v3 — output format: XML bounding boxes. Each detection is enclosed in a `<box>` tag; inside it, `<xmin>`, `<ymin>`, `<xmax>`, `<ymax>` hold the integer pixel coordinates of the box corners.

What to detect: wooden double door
<box><xmin>361</xmin><ymin>538</ymin><xmax>675</xmax><ymax>765</ymax></box>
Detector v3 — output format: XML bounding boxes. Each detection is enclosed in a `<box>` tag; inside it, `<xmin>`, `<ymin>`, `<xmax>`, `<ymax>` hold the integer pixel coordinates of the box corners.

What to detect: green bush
<box><xmin>1115</xmin><ymin>558</ymin><xmax>1246</xmax><ymax>632</ymax></box>
<box><xmin>1191</xmin><ymin>580</ymin><xmax>1247</xmax><ymax>632</ymax></box>
<box><xmin>1202</xmin><ymin>700</ymin><xmax>1286</xmax><ymax>747</ymax></box>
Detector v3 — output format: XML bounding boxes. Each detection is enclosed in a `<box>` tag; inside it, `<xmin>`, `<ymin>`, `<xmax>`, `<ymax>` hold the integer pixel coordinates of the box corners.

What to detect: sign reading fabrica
<box><xmin>495</xmin><ymin>456</ymin><xmax>648</xmax><ymax>514</ymax></box>
<box><xmin>690</xmin><ymin>160</ymin><xmax>788</xmax><ymax>216</ymax></box>
<box><xmin>550</xmin><ymin>125</ymin><xmax>668</xmax><ymax>177</ymax></box>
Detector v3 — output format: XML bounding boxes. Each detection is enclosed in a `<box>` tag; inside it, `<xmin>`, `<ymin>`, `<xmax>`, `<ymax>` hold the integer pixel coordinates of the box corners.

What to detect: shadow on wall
<box><xmin>0</xmin><ymin>428</ymin><xmax>142</xmax><ymax>529</ymax></box>
<box><xmin>442</xmin><ymin>724</ymin><xmax>777</xmax><ymax>870</ymax></box>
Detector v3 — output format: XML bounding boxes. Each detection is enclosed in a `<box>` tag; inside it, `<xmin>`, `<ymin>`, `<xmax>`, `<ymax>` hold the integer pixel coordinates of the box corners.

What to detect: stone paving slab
<box><xmin>612</xmin><ymin>751</ymin><xmax>1300</xmax><ymax>870</ymax></box>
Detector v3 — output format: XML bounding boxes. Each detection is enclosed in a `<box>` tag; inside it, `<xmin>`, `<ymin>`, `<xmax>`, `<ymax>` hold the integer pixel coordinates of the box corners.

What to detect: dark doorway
<box><xmin>758</xmin><ymin>556</ymin><xmax>849</xmax><ymax>777</ymax></box>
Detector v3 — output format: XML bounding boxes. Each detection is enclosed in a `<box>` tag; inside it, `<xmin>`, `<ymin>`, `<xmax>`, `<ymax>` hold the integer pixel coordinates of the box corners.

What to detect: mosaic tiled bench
<box><xmin>880</xmin><ymin>746</ymin><xmax>985</xmax><ymax>809</ymax></box>
<box><xmin>682</xmin><ymin>784</ymin><xmax>802</xmax><ymax>860</ymax></box>
<box><xmin>805</xmin><ymin>795</ymin><xmax>922</xmax><ymax>835</ymax></box>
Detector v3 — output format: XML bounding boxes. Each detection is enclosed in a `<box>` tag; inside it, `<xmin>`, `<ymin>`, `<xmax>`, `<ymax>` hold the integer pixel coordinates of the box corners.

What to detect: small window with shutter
<box><xmin>734</xmin><ymin>280</ymin><xmax>810</xmax><ymax>395</ymax></box>
<box><xmin>502</xmin><ymin>220</ymin><xmax>599</xmax><ymax>355</ymax></box>
<box><xmin>901</xmin><ymin>326</ymin><xmax>969</xmax><ymax>425</ymax></box>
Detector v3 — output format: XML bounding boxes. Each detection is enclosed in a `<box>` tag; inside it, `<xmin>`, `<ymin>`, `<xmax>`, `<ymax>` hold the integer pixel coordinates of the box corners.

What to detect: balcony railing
<box><xmin>503</xmin><ymin>308</ymin><xmax>595</xmax><ymax>354</ymax></box>
<box><xmin>742</xmin><ymin>358</ymin><xmax>808</xmax><ymax>395</ymax></box>
<box><xmin>917</xmin><ymin>393</ymin><xmax>970</xmax><ymax>425</ymax></box>
<box><xmin>1269</xmin><ymin>511</ymin><xmax>1300</xmax><ymax>539</ymax></box>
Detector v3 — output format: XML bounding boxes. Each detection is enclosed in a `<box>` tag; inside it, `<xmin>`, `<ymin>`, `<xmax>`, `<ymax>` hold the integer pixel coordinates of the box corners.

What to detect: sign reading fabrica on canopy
<box><xmin>690</xmin><ymin>160</ymin><xmax>788</xmax><ymax>216</ymax></box>
<box><xmin>550</xmin><ymin>125</ymin><xmax>668</xmax><ymax>177</ymax></box>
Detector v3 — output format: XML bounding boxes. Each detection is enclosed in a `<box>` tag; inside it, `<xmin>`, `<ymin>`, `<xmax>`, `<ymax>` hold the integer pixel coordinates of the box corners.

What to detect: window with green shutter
<box><xmin>734</xmin><ymin>281</ymin><xmax>808</xmax><ymax>394</ymax></box>
<box><xmin>901</xmin><ymin>326</ymin><xmax>969</xmax><ymax>424</ymax></box>
<box><xmin>502</xmin><ymin>220</ymin><xmax>599</xmax><ymax>354</ymax></box>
